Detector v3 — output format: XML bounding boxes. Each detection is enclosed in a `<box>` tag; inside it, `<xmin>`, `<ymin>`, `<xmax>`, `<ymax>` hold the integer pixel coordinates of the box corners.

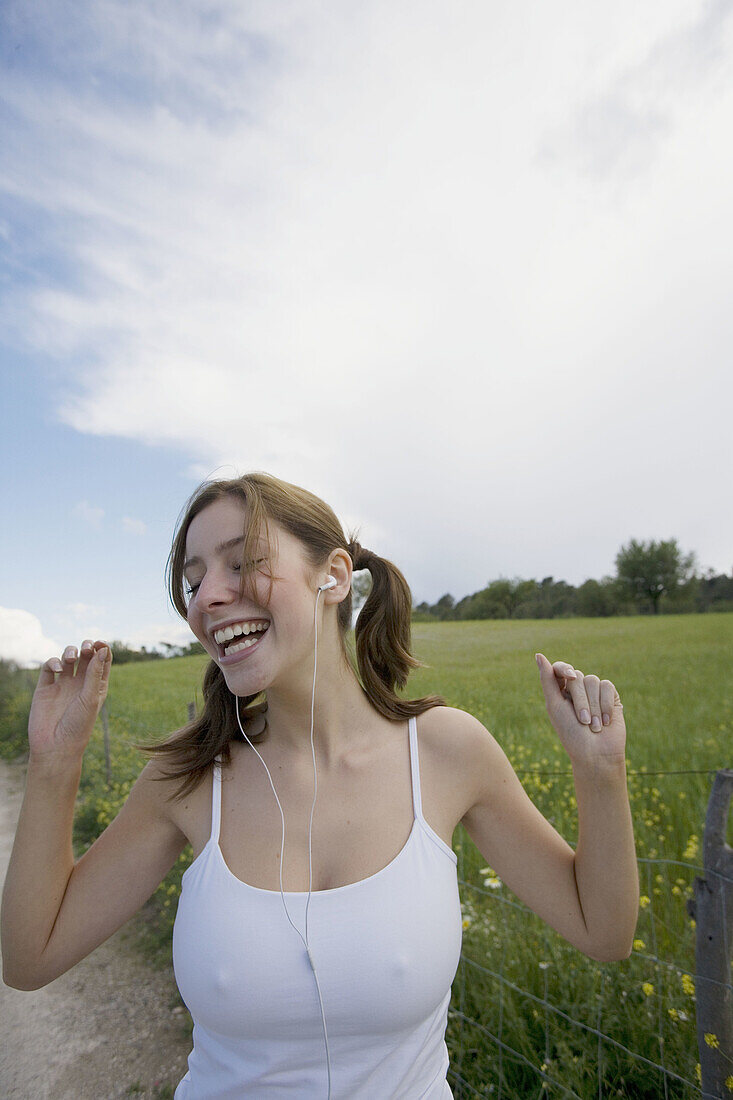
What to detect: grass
<box><xmin>6</xmin><ymin>613</ymin><xmax>733</xmax><ymax>1098</ymax></box>
<box><xmin>406</xmin><ymin>614</ymin><xmax>732</xmax><ymax>1097</ymax></box>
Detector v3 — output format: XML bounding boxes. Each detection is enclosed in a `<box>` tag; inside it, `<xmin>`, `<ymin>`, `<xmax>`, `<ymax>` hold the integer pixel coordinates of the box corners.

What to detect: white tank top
<box><xmin>172</xmin><ymin>715</ymin><xmax>462</xmax><ymax>1099</ymax></box>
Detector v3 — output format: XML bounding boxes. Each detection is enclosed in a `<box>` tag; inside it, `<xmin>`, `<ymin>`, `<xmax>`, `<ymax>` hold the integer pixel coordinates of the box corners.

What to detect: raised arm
<box><xmin>1</xmin><ymin>641</ymin><xmax>188</xmax><ymax>990</ymax></box>
<box><xmin>458</xmin><ymin>654</ymin><xmax>638</xmax><ymax>962</ymax></box>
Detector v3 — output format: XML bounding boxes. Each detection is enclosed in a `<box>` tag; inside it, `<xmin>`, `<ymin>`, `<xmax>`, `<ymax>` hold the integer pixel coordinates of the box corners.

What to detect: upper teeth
<box><xmin>214</xmin><ymin>621</ymin><xmax>269</xmax><ymax>645</ymax></box>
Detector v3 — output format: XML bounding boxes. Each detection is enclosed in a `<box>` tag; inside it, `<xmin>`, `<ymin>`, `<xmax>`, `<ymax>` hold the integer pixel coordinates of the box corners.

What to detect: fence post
<box><xmin>688</xmin><ymin>769</ymin><xmax>733</xmax><ymax>1098</ymax></box>
<box><xmin>100</xmin><ymin>702</ymin><xmax>111</xmax><ymax>788</ymax></box>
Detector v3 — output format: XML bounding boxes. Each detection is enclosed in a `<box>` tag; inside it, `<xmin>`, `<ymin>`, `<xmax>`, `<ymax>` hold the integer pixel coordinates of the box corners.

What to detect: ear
<box><xmin>322</xmin><ymin>547</ymin><xmax>353</xmax><ymax>603</ymax></box>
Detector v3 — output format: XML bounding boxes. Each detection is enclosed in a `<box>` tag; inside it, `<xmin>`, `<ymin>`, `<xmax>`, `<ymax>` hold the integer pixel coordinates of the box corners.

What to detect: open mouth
<box><xmin>213</xmin><ymin>619</ymin><xmax>270</xmax><ymax>659</ymax></box>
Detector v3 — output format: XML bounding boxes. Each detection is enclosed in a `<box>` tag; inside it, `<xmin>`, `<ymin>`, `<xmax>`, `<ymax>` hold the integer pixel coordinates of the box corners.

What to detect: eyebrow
<box><xmin>183</xmin><ymin>536</ymin><xmax>247</xmax><ymax>572</ymax></box>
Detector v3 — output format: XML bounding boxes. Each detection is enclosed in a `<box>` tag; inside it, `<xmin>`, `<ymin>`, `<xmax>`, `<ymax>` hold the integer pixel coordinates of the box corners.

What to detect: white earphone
<box><xmin>231</xmin><ymin>573</ymin><xmax>336</xmax><ymax>1096</ymax></box>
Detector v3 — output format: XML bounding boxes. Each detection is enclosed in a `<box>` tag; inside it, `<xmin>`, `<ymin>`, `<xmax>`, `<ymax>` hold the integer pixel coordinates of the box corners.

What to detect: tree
<box><xmin>433</xmin><ymin>593</ymin><xmax>455</xmax><ymax>620</ymax></box>
<box><xmin>695</xmin><ymin>569</ymin><xmax>733</xmax><ymax>613</ymax></box>
<box><xmin>575</xmin><ymin>577</ymin><xmax>617</xmax><ymax>618</ymax></box>
<box><xmin>615</xmin><ymin>538</ymin><xmax>696</xmax><ymax>614</ymax></box>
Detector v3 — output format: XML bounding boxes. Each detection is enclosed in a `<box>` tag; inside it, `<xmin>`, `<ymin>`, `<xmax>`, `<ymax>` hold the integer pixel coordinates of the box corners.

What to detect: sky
<box><xmin>1</xmin><ymin>0</ymin><xmax>731</xmax><ymax>665</ymax></box>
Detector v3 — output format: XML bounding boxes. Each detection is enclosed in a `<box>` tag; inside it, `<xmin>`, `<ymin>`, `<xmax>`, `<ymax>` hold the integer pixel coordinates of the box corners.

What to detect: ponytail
<box><xmin>348</xmin><ymin>541</ymin><xmax>445</xmax><ymax>720</ymax></box>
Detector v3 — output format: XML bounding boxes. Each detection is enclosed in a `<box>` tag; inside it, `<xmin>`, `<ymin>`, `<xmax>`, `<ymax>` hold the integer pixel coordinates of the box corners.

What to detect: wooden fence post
<box><xmin>687</xmin><ymin>769</ymin><xmax>733</xmax><ymax>1098</ymax></box>
<box><xmin>100</xmin><ymin>702</ymin><xmax>111</xmax><ymax>788</ymax></box>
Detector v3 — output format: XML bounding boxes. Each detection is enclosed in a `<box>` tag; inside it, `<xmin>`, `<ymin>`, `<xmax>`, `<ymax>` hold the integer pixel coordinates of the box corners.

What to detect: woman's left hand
<box><xmin>535</xmin><ymin>653</ymin><xmax>627</xmax><ymax>770</ymax></box>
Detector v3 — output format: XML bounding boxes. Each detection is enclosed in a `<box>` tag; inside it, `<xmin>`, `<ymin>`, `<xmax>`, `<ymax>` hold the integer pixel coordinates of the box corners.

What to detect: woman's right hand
<box><xmin>28</xmin><ymin>640</ymin><xmax>112</xmax><ymax>766</ymax></box>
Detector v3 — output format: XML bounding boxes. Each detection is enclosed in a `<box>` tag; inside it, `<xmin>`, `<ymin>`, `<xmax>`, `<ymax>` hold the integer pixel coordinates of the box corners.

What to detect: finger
<box><xmin>565</xmin><ymin>669</ymin><xmax>592</xmax><ymax>725</ymax></box>
<box><xmin>552</xmin><ymin>660</ymin><xmax>577</xmax><ymax>686</ymax></box>
<box><xmin>78</xmin><ymin>639</ymin><xmax>95</xmax><ymax>669</ymax></box>
<box><xmin>38</xmin><ymin>656</ymin><xmax>63</xmax><ymax>686</ymax></box>
<box><xmin>100</xmin><ymin>644</ymin><xmax>112</xmax><ymax>685</ymax></box>
<box><xmin>61</xmin><ymin>645</ymin><xmax>79</xmax><ymax>675</ymax></box>
<box><xmin>536</xmin><ymin>653</ymin><xmax>572</xmax><ymax>706</ymax></box>
<box><xmin>91</xmin><ymin>641</ymin><xmax>112</xmax><ymax>683</ymax></box>
<box><xmin>583</xmin><ymin>674</ymin><xmax>602</xmax><ymax>731</ymax></box>
<box><xmin>81</xmin><ymin>645</ymin><xmax>109</xmax><ymax>701</ymax></box>
<box><xmin>600</xmin><ymin>679</ymin><xmax>617</xmax><ymax>724</ymax></box>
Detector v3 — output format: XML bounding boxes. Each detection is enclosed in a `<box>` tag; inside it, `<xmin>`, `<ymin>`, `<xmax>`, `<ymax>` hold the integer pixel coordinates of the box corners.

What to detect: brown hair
<box><xmin>136</xmin><ymin>472</ymin><xmax>444</xmax><ymax>799</ymax></box>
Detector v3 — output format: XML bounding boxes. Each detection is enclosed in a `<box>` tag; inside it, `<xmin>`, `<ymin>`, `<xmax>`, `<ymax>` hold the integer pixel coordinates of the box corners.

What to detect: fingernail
<box><xmin>602</xmin><ymin>713</ymin><xmax>610</xmax><ymax>725</ymax></box>
<box><xmin>580</xmin><ymin>708</ymin><xmax>591</xmax><ymax>724</ymax></box>
<box><xmin>591</xmin><ymin>716</ymin><xmax>602</xmax><ymax>732</ymax></box>
<box><xmin>535</xmin><ymin>654</ymin><xmax>541</xmax><ymax>669</ymax></box>
<box><xmin>51</xmin><ymin>659</ymin><xmax>63</xmax><ymax>673</ymax></box>
<box><xmin>98</xmin><ymin>646</ymin><xmax>108</xmax><ymax>661</ymax></box>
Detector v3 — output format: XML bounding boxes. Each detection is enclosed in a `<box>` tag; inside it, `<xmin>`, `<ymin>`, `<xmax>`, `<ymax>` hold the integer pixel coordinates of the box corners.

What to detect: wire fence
<box><xmin>446</xmin><ymin>767</ymin><xmax>733</xmax><ymax>1100</ymax></box>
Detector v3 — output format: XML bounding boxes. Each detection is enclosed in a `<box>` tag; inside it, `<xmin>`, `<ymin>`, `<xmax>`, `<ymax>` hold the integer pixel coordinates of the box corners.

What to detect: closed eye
<box><xmin>243</xmin><ymin>557</ymin><xmax>268</xmax><ymax>571</ymax></box>
<box><xmin>184</xmin><ymin>558</ymin><xmax>267</xmax><ymax>600</ymax></box>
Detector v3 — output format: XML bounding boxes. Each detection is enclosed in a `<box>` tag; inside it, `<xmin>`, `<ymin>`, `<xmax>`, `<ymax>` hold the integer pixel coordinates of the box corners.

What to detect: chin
<box><xmin>221</xmin><ymin>664</ymin><xmax>272</xmax><ymax>699</ymax></box>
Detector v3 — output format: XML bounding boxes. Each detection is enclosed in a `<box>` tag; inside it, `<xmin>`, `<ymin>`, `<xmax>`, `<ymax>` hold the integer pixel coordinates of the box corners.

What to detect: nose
<box><xmin>192</xmin><ymin>566</ymin><xmax>239</xmax><ymax>611</ymax></box>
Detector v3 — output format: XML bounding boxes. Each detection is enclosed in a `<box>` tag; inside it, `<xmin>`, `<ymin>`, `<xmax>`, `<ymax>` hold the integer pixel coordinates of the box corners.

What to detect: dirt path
<box><xmin>0</xmin><ymin>757</ymin><xmax>192</xmax><ymax>1099</ymax></box>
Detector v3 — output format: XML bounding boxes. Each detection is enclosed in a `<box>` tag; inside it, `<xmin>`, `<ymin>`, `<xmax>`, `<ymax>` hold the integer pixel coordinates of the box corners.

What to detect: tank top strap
<box><xmin>210</xmin><ymin>755</ymin><xmax>223</xmax><ymax>844</ymax></box>
<box><xmin>408</xmin><ymin>715</ymin><xmax>426</xmax><ymax>824</ymax></box>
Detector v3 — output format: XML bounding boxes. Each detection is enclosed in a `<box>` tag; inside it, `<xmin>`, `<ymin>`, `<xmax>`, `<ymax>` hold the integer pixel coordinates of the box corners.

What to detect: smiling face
<box><xmin>183</xmin><ymin>495</ymin><xmax>323</xmax><ymax>697</ymax></box>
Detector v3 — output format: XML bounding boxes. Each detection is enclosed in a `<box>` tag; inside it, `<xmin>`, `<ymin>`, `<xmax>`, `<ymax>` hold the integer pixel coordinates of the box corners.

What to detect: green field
<box><xmin>16</xmin><ymin>615</ymin><xmax>733</xmax><ymax>1097</ymax></box>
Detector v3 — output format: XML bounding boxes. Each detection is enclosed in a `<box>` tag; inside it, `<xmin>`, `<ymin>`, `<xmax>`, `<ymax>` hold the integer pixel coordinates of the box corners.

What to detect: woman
<box><xmin>1</xmin><ymin>472</ymin><xmax>639</xmax><ymax>1099</ymax></box>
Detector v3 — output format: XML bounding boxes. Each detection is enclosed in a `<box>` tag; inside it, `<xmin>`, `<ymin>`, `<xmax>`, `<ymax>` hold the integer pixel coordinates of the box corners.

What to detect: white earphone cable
<box><xmin>232</xmin><ymin>585</ymin><xmax>332</xmax><ymax>1098</ymax></box>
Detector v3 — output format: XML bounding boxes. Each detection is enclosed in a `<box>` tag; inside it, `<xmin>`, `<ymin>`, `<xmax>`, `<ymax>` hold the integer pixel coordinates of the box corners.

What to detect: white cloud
<box><xmin>65</xmin><ymin>602</ymin><xmax>105</xmax><ymax>620</ymax></box>
<box><xmin>539</xmin><ymin>0</ymin><xmax>733</xmax><ymax>179</ymax></box>
<box><xmin>72</xmin><ymin>500</ymin><xmax>104</xmax><ymax>529</ymax></box>
<box><xmin>1</xmin><ymin>0</ymin><xmax>732</xmax><ymax>593</ymax></box>
<box><xmin>0</xmin><ymin>607</ymin><xmax>60</xmax><ymax>666</ymax></box>
<box><xmin>122</xmin><ymin>516</ymin><xmax>147</xmax><ymax>535</ymax></box>
<box><xmin>121</xmin><ymin>619</ymin><xmax>196</xmax><ymax>653</ymax></box>
<box><xmin>57</xmin><ymin>603</ymin><xmax>106</xmax><ymax>641</ymax></box>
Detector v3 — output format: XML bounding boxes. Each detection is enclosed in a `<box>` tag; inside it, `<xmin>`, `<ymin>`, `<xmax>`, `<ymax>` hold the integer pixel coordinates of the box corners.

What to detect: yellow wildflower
<box><xmin>724</xmin><ymin>1075</ymin><xmax>733</xmax><ymax>1092</ymax></box>
<box><xmin>462</xmin><ymin>917</ymin><xmax>471</xmax><ymax>930</ymax></box>
<box><xmin>633</xmin><ymin>939</ymin><xmax>646</xmax><ymax>951</ymax></box>
<box><xmin>704</xmin><ymin>1033</ymin><xmax>719</xmax><ymax>1049</ymax></box>
<box><xmin>668</xmin><ymin>1008</ymin><xmax>678</xmax><ymax>1021</ymax></box>
<box><xmin>681</xmin><ymin>974</ymin><xmax>695</xmax><ymax>996</ymax></box>
<box><xmin>683</xmin><ymin>835</ymin><xmax>699</xmax><ymax>860</ymax></box>
<box><xmin>642</xmin><ymin>982</ymin><xmax>654</xmax><ymax>997</ymax></box>
<box><xmin>639</xmin><ymin>895</ymin><xmax>650</xmax><ymax>909</ymax></box>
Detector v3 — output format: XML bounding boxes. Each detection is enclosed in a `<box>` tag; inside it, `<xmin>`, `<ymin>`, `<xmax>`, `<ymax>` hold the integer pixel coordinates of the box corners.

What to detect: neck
<box><xmin>263</xmin><ymin>645</ymin><xmax>380</xmax><ymax>765</ymax></box>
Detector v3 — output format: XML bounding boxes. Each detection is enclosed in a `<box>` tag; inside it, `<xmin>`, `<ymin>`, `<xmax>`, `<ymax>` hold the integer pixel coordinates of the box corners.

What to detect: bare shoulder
<box><xmin>416</xmin><ymin>705</ymin><xmax>505</xmax><ymax>820</ymax></box>
<box><xmin>129</xmin><ymin>756</ymin><xmax>186</xmax><ymax>823</ymax></box>
<box><xmin>131</xmin><ymin>740</ymin><xmax>202</xmax><ymax>833</ymax></box>
<box><xmin>418</xmin><ymin>704</ymin><xmax>499</xmax><ymax>760</ymax></box>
